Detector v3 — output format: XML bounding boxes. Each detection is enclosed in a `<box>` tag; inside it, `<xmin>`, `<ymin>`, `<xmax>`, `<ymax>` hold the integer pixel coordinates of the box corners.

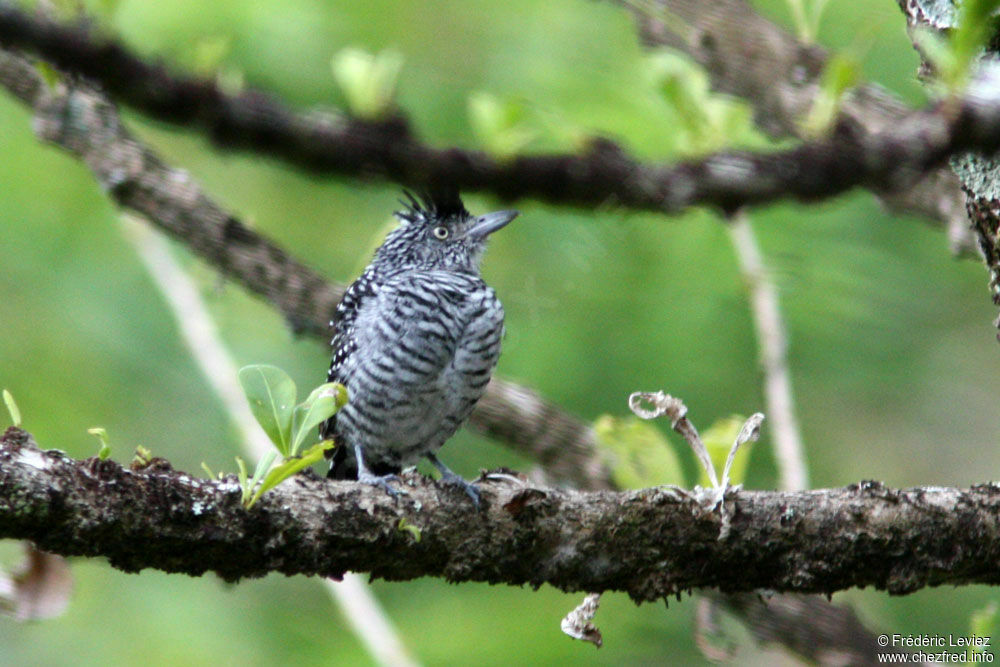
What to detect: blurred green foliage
<box><xmin>2</xmin><ymin>0</ymin><xmax>999</xmax><ymax>664</ymax></box>
<box><xmin>593</xmin><ymin>415</ymin><xmax>686</xmax><ymax>488</ymax></box>
<box><xmin>699</xmin><ymin>415</ymin><xmax>755</xmax><ymax>488</ymax></box>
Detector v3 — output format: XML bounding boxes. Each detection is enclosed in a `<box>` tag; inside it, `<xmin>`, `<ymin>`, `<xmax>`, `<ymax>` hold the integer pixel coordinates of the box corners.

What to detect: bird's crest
<box><xmin>397</xmin><ymin>188</ymin><xmax>469</xmax><ymax>223</ymax></box>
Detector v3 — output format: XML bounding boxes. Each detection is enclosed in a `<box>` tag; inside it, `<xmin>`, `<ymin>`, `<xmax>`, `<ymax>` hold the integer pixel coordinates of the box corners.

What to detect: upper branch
<box><xmin>2</xmin><ymin>4</ymin><xmax>999</xmax><ymax>215</ymax></box>
<box><xmin>4</xmin><ymin>427</ymin><xmax>1000</xmax><ymax>601</ymax></box>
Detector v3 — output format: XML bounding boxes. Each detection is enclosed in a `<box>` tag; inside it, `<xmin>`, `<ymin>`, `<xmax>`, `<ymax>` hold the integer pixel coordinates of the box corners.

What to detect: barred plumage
<box><xmin>322</xmin><ymin>190</ymin><xmax>517</xmax><ymax>504</ymax></box>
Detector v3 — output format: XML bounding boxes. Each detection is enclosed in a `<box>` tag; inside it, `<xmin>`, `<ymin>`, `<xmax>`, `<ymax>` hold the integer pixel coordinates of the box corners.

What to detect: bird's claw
<box><xmin>357</xmin><ymin>470</ymin><xmax>408</xmax><ymax>499</ymax></box>
<box><xmin>437</xmin><ymin>471</ymin><xmax>481</xmax><ymax>508</ymax></box>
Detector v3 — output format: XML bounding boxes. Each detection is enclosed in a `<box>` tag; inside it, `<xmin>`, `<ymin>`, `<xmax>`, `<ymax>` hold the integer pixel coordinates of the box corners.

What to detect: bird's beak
<box><xmin>466</xmin><ymin>210</ymin><xmax>518</xmax><ymax>240</ymax></box>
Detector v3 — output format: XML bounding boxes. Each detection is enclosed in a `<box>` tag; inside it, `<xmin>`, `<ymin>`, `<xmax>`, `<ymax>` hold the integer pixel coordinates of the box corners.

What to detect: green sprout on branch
<box><xmin>237</xmin><ymin>365</ymin><xmax>347</xmax><ymax>507</ymax></box>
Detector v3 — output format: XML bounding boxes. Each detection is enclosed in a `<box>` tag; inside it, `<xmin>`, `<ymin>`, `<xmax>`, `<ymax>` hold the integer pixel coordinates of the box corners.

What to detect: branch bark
<box><xmin>717</xmin><ymin>593</ymin><xmax>916</xmax><ymax>664</ymax></box>
<box><xmin>4</xmin><ymin>427</ymin><xmax>1000</xmax><ymax>600</ymax></box>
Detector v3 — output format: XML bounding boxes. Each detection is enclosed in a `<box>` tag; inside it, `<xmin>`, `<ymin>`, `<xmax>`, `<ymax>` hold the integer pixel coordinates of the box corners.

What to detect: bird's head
<box><xmin>374</xmin><ymin>189</ymin><xmax>518</xmax><ymax>274</ymax></box>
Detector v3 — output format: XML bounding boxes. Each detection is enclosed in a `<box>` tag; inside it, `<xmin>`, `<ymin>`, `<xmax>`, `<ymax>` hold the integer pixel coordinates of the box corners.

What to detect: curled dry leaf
<box><xmin>561</xmin><ymin>592</ymin><xmax>603</xmax><ymax>648</ymax></box>
<box><xmin>628</xmin><ymin>391</ymin><xmax>686</xmax><ymax>424</ymax></box>
<box><xmin>629</xmin><ymin>391</ymin><xmax>718</xmax><ymax>488</ymax></box>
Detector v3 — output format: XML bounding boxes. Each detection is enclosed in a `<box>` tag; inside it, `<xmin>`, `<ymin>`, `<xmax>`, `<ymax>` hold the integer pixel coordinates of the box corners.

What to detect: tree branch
<box><xmin>717</xmin><ymin>593</ymin><xmax>915</xmax><ymax>664</ymax></box>
<box><xmin>5</xmin><ymin>427</ymin><xmax>1000</xmax><ymax>599</ymax></box>
<box><xmin>2</xmin><ymin>4</ymin><xmax>999</xmax><ymax>216</ymax></box>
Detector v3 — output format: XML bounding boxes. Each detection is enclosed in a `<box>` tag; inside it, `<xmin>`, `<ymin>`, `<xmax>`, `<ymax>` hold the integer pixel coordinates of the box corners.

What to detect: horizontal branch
<box><xmin>4</xmin><ymin>427</ymin><xmax>1000</xmax><ymax>600</ymax></box>
<box><xmin>2</xmin><ymin>5</ymin><xmax>999</xmax><ymax>215</ymax></box>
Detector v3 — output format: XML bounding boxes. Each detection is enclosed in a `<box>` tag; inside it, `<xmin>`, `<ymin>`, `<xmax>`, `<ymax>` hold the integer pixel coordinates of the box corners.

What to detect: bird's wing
<box><xmin>322</xmin><ymin>266</ymin><xmax>379</xmax><ymax>440</ymax></box>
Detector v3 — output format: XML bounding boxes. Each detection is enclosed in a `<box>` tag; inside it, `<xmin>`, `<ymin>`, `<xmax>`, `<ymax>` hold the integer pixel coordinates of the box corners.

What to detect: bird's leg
<box><xmin>354</xmin><ymin>444</ymin><xmax>407</xmax><ymax>498</ymax></box>
<box><xmin>427</xmin><ymin>453</ymin><xmax>480</xmax><ymax>507</ymax></box>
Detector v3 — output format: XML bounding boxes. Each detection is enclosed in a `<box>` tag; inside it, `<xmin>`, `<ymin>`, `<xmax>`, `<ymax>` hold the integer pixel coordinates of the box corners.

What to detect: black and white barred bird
<box><xmin>321</xmin><ymin>190</ymin><xmax>517</xmax><ymax>505</ymax></box>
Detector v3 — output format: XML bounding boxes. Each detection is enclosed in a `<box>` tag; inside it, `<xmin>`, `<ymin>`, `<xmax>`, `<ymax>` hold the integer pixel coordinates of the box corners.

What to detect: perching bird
<box><xmin>321</xmin><ymin>190</ymin><xmax>517</xmax><ymax>505</ymax></box>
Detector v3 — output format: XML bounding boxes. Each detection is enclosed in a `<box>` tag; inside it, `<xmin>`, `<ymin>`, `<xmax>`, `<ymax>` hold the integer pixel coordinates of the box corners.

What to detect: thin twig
<box><xmin>728</xmin><ymin>212</ymin><xmax>809</xmax><ymax>491</ymax></box>
<box><xmin>324</xmin><ymin>576</ymin><xmax>420</xmax><ymax>667</ymax></box>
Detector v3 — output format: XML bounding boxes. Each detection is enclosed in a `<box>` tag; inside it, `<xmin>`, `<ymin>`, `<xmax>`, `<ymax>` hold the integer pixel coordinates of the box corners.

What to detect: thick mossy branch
<box><xmin>4</xmin><ymin>427</ymin><xmax>1000</xmax><ymax>600</ymax></box>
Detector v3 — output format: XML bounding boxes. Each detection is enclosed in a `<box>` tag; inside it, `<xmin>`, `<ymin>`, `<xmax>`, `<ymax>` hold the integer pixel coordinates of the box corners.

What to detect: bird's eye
<box><xmin>432</xmin><ymin>226</ymin><xmax>449</xmax><ymax>240</ymax></box>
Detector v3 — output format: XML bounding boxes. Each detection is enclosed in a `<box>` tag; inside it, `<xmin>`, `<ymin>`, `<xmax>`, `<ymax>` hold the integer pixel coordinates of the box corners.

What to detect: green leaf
<box><xmin>3</xmin><ymin>389</ymin><xmax>21</xmax><ymax>427</ymax></box>
<box><xmin>593</xmin><ymin>415</ymin><xmax>685</xmax><ymax>489</ymax></box>
<box><xmin>397</xmin><ymin>518</ymin><xmax>422</xmax><ymax>542</ymax></box>
<box><xmin>87</xmin><ymin>427</ymin><xmax>111</xmax><ymax>460</ymax></box>
<box><xmin>249</xmin><ymin>450</ymin><xmax>278</xmax><ymax>493</ymax></box>
<box><xmin>200</xmin><ymin>462</ymin><xmax>216</xmax><ymax>479</ymax></box>
<box><xmin>238</xmin><ymin>365</ymin><xmax>297</xmax><ymax>456</ymax></box>
<box><xmin>800</xmin><ymin>53</ymin><xmax>860</xmax><ymax>137</ymax></box>
<box><xmin>650</xmin><ymin>51</ymin><xmax>711</xmax><ymax>144</ymax></box>
<box><xmin>235</xmin><ymin>456</ymin><xmax>250</xmax><ymax>504</ymax></box>
<box><xmin>132</xmin><ymin>445</ymin><xmax>153</xmax><ymax>467</ymax></box>
<box><xmin>290</xmin><ymin>382</ymin><xmax>348</xmax><ymax>455</ymax></box>
<box><xmin>647</xmin><ymin>51</ymin><xmax>756</xmax><ymax>154</ymax></box>
<box><xmin>331</xmin><ymin>47</ymin><xmax>404</xmax><ymax>119</ymax></box>
<box><xmin>191</xmin><ymin>34</ymin><xmax>232</xmax><ymax>76</ymax></box>
<box><xmin>952</xmin><ymin>0</ymin><xmax>1000</xmax><ymax>85</ymax></box>
<box><xmin>246</xmin><ymin>441</ymin><xmax>334</xmax><ymax>508</ymax></box>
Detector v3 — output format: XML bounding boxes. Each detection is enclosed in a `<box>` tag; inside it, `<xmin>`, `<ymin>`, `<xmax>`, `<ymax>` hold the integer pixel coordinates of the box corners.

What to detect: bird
<box><xmin>321</xmin><ymin>189</ymin><xmax>517</xmax><ymax>505</ymax></box>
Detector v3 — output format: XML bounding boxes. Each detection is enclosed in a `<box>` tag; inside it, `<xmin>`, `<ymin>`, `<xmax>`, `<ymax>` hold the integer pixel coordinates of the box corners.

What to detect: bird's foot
<box><xmin>426</xmin><ymin>453</ymin><xmax>481</xmax><ymax>507</ymax></box>
<box><xmin>357</xmin><ymin>470</ymin><xmax>408</xmax><ymax>499</ymax></box>
<box><xmin>436</xmin><ymin>470</ymin><xmax>481</xmax><ymax>508</ymax></box>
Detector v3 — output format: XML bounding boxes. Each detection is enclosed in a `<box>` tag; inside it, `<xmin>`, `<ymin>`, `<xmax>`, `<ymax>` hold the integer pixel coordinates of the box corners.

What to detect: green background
<box><xmin>1</xmin><ymin>0</ymin><xmax>996</xmax><ymax>664</ymax></box>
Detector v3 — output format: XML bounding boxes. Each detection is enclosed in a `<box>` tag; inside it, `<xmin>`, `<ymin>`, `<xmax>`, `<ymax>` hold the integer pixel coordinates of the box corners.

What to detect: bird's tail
<box><xmin>327</xmin><ymin>442</ymin><xmax>357</xmax><ymax>480</ymax></box>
